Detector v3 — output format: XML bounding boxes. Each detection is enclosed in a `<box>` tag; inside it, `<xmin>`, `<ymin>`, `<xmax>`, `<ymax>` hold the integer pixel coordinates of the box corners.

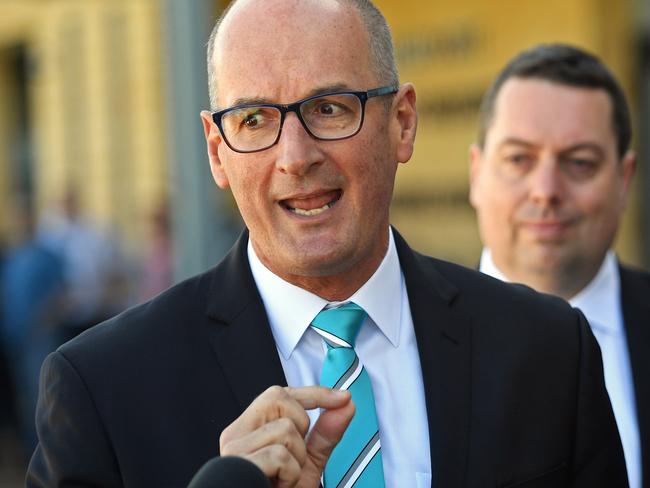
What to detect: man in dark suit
<box><xmin>469</xmin><ymin>44</ymin><xmax>649</xmax><ymax>488</ymax></box>
<box><xmin>27</xmin><ymin>3</ymin><xmax>627</xmax><ymax>487</ymax></box>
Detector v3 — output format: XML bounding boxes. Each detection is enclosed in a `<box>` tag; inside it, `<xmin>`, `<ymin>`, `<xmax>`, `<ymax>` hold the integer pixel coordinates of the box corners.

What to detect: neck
<box><xmin>253</xmin><ymin>233</ymin><xmax>390</xmax><ymax>302</ymax></box>
<box><xmin>513</xmin><ymin>274</ymin><xmax>590</xmax><ymax>301</ymax></box>
<box><xmin>283</xmin><ymin>257</ymin><xmax>384</xmax><ymax>301</ymax></box>
<box><xmin>501</xmin><ymin>263</ymin><xmax>600</xmax><ymax>301</ymax></box>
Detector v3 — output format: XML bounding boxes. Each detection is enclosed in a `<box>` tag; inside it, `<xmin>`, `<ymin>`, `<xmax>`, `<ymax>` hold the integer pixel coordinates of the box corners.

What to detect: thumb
<box><xmin>304</xmin><ymin>398</ymin><xmax>355</xmax><ymax>476</ymax></box>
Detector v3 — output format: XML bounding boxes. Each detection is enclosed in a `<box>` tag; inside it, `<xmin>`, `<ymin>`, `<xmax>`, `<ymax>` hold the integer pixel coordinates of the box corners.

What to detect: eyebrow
<box><xmin>497</xmin><ymin>138</ymin><xmax>536</xmax><ymax>149</ymax></box>
<box><xmin>225</xmin><ymin>83</ymin><xmax>353</xmax><ymax>109</ymax></box>
<box><xmin>558</xmin><ymin>143</ymin><xmax>606</xmax><ymax>159</ymax></box>
<box><xmin>497</xmin><ymin>138</ymin><xmax>606</xmax><ymax>158</ymax></box>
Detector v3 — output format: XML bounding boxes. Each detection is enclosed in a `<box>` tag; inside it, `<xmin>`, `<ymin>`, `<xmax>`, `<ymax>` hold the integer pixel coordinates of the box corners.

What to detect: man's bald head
<box><xmin>205</xmin><ymin>0</ymin><xmax>398</xmax><ymax>110</ymax></box>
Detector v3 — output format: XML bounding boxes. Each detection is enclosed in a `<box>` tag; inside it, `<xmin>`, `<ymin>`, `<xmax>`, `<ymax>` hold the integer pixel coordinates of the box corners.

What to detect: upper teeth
<box><xmin>290</xmin><ymin>202</ymin><xmax>332</xmax><ymax>216</ymax></box>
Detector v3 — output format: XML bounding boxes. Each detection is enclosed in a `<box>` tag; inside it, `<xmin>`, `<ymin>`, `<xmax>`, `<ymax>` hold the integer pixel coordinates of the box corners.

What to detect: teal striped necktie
<box><xmin>311</xmin><ymin>302</ymin><xmax>385</xmax><ymax>488</ymax></box>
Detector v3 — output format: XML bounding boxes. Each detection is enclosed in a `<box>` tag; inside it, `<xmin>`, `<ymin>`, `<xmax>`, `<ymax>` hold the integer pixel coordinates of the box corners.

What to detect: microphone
<box><xmin>187</xmin><ymin>456</ymin><xmax>271</xmax><ymax>488</ymax></box>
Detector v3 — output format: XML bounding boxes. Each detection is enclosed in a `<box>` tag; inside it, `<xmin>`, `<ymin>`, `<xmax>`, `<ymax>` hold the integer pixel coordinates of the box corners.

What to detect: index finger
<box><xmin>285</xmin><ymin>386</ymin><xmax>351</xmax><ymax>411</ymax></box>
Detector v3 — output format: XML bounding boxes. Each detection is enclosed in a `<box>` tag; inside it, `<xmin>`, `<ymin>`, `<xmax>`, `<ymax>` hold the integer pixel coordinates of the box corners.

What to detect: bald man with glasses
<box><xmin>28</xmin><ymin>2</ymin><xmax>627</xmax><ymax>487</ymax></box>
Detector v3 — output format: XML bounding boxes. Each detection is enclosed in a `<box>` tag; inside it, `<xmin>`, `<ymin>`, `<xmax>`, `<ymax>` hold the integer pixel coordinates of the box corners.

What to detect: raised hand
<box><xmin>219</xmin><ymin>386</ymin><xmax>355</xmax><ymax>487</ymax></box>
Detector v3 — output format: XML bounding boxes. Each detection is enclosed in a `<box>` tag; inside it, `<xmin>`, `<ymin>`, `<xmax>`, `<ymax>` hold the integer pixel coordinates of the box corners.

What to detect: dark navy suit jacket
<box><xmin>620</xmin><ymin>265</ymin><xmax>650</xmax><ymax>487</ymax></box>
<box><xmin>26</xmin><ymin>230</ymin><xmax>628</xmax><ymax>487</ymax></box>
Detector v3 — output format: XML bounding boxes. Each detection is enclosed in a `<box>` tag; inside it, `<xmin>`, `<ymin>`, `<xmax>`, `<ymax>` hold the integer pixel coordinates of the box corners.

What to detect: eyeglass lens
<box><xmin>220</xmin><ymin>93</ymin><xmax>363</xmax><ymax>152</ymax></box>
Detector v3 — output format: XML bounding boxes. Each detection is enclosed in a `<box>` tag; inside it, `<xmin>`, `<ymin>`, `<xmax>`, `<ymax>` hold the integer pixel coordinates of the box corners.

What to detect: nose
<box><xmin>528</xmin><ymin>156</ymin><xmax>564</xmax><ymax>206</ymax></box>
<box><xmin>274</xmin><ymin>112</ymin><xmax>323</xmax><ymax>176</ymax></box>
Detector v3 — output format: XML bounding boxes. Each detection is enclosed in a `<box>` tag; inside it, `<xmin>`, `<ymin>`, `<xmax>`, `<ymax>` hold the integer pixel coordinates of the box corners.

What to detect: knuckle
<box><xmin>277</xmin><ymin>417</ymin><xmax>296</xmax><ymax>435</ymax></box>
<box><xmin>269</xmin><ymin>444</ymin><xmax>292</xmax><ymax>464</ymax></box>
<box><xmin>260</xmin><ymin>386</ymin><xmax>290</xmax><ymax>413</ymax></box>
<box><xmin>219</xmin><ymin>432</ymin><xmax>240</xmax><ymax>455</ymax></box>
<box><xmin>295</xmin><ymin>410</ymin><xmax>310</xmax><ymax>435</ymax></box>
<box><xmin>266</xmin><ymin>385</ymin><xmax>286</xmax><ymax>400</ymax></box>
<box><xmin>252</xmin><ymin>386</ymin><xmax>291</xmax><ymax>420</ymax></box>
<box><xmin>219</xmin><ymin>425</ymin><xmax>235</xmax><ymax>449</ymax></box>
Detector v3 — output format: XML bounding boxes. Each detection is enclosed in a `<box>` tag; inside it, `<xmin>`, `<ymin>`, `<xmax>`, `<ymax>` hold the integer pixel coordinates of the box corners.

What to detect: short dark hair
<box><xmin>477</xmin><ymin>43</ymin><xmax>632</xmax><ymax>158</ymax></box>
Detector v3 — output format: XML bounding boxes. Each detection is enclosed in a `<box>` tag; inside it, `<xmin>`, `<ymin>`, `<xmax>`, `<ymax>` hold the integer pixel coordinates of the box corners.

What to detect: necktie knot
<box><xmin>311</xmin><ymin>302</ymin><xmax>367</xmax><ymax>348</ymax></box>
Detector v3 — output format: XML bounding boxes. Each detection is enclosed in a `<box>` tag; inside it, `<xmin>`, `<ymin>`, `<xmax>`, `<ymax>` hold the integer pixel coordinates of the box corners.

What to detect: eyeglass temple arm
<box><xmin>367</xmin><ymin>85</ymin><xmax>399</xmax><ymax>98</ymax></box>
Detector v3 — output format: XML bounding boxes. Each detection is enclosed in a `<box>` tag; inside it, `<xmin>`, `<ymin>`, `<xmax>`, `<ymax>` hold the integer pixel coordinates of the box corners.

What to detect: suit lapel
<box><xmin>201</xmin><ymin>228</ymin><xmax>473</xmax><ymax>485</ymax></box>
<box><xmin>619</xmin><ymin>264</ymin><xmax>650</xmax><ymax>481</ymax></box>
<box><xmin>394</xmin><ymin>230</ymin><xmax>472</xmax><ymax>488</ymax></box>
<box><xmin>204</xmin><ymin>231</ymin><xmax>287</xmax><ymax>411</ymax></box>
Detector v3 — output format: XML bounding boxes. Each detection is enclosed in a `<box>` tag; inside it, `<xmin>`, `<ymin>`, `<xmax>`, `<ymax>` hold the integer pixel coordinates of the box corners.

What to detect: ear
<box><xmin>468</xmin><ymin>143</ymin><xmax>483</xmax><ymax>208</ymax></box>
<box><xmin>200</xmin><ymin>110</ymin><xmax>230</xmax><ymax>189</ymax></box>
<box><xmin>619</xmin><ymin>149</ymin><xmax>636</xmax><ymax>208</ymax></box>
<box><xmin>393</xmin><ymin>83</ymin><xmax>417</xmax><ymax>164</ymax></box>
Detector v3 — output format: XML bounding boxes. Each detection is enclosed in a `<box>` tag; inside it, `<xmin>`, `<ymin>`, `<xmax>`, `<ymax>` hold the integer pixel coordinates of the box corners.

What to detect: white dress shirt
<box><xmin>480</xmin><ymin>249</ymin><xmax>641</xmax><ymax>488</ymax></box>
<box><xmin>248</xmin><ymin>228</ymin><xmax>431</xmax><ymax>487</ymax></box>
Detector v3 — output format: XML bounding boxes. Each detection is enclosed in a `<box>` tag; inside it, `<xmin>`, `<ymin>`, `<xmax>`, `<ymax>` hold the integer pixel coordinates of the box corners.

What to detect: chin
<box><xmin>288</xmin><ymin>251</ymin><xmax>356</xmax><ymax>277</ymax></box>
<box><xmin>522</xmin><ymin>248</ymin><xmax>575</xmax><ymax>274</ymax></box>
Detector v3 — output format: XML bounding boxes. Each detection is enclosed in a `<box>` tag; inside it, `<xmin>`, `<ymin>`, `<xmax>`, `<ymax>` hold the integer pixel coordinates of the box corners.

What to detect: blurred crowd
<box><xmin>0</xmin><ymin>190</ymin><xmax>173</xmax><ymax>469</ymax></box>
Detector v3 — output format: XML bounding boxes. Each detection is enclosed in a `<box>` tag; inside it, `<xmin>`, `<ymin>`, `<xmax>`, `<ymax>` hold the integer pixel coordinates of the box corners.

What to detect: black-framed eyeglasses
<box><xmin>210</xmin><ymin>85</ymin><xmax>398</xmax><ymax>153</ymax></box>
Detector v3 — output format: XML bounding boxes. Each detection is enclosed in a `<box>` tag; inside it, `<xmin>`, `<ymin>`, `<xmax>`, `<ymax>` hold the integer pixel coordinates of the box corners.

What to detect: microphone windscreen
<box><xmin>187</xmin><ymin>456</ymin><xmax>271</xmax><ymax>488</ymax></box>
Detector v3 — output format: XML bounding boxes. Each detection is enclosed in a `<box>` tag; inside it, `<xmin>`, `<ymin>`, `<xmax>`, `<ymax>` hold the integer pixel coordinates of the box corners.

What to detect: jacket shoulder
<box><xmin>57</xmin><ymin>265</ymin><xmax>217</xmax><ymax>369</ymax></box>
<box><xmin>414</xmin><ymin>250</ymin><xmax>575</xmax><ymax>319</ymax></box>
<box><xmin>619</xmin><ymin>262</ymin><xmax>650</xmax><ymax>288</ymax></box>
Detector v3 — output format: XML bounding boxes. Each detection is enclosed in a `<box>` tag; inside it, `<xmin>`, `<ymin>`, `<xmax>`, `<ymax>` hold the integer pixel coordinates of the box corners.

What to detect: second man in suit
<box><xmin>470</xmin><ymin>43</ymin><xmax>649</xmax><ymax>488</ymax></box>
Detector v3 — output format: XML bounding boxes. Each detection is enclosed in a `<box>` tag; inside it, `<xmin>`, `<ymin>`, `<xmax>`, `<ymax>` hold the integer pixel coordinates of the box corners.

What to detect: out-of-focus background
<box><xmin>0</xmin><ymin>0</ymin><xmax>648</xmax><ymax>484</ymax></box>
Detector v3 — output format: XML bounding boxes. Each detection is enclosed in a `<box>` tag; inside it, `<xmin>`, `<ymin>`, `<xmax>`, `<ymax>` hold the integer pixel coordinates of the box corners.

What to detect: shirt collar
<box><xmin>248</xmin><ymin>228</ymin><xmax>402</xmax><ymax>359</ymax></box>
<box><xmin>479</xmin><ymin>248</ymin><xmax>621</xmax><ymax>334</ymax></box>
<box><xmin>569</xmin><ymin>251</ymin><xmax>621</xmax><ymax>334</ymax></box>
<box><xmin>478</xmin><ymin>248</ymin><xmax>510</xmax><ymax>282</ymax></box>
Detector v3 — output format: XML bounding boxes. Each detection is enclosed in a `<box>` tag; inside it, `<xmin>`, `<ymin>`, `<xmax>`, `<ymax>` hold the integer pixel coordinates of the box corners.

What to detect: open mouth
<box><xmin>281</xmin><ymin>189</ymin><xmax>342</xmax><ymax>217</ymax></box>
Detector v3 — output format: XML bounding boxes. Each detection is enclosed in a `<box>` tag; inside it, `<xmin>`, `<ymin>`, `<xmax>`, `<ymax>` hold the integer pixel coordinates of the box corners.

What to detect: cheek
<box><xmin>224</xmin><ymin>165</ymin><xmax>267</xmax><ymax>216</ymax></box>
<box><xmin>363</xmin><ymin>142</ymin><xmax>399</xmax><ymax>194</ymax></box>
<box><xmin>574</xmin><ymin>177</ymin><xmax>620</xmax><ymax>215</ymax></box>
<box><xmin>580</xmin><ymin>193</ymin><xmax>620</xmax><ymax>230</ymax></box>
<box><xmin>479</xmin><ymin>198</ymin><xmax>510</xmax><ymax>235</ymax></box>
<box><xmin>365</xmin><ymin>166</ymin><xmax>398</xmax><ymax>213</ymax></box>
<box><xmin>355</xmin><ymin>121</ymin><xmax>396</xmax><ymax>175</ymax></box>
<box><xmin>476</xmin><ymin>187</ymin><xmax>525</xmax><ymax>248</ymax></box>
<box><xmin>476</xmin><ymin>174</ymin><xmax>520</xmax><ymax>219</ymax></box>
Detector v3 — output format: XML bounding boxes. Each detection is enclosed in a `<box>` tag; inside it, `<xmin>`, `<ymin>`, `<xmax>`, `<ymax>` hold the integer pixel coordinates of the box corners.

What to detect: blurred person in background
<box><xmin>469</xmin><ymin>43</ymin><xmax>649</xmax><ymax>488</ymax></box>
<box><xmin>0</xmin><ymin>236</ymin><xmax>20</xmax><ymax>464</ymax></box>
<box><xmin>137</xmin><ymin>201</ymin><xmax>173</xmax><ymax>302</ymax></box>
<box><xmin>0</xmin><ymin>195</ymin><xmax>64</xmax><ymax>459</ymax></box>
<box><xmin>38</xmin><ymin>189</ymin><xmax>131</xmax><ymax>344</ymax></box>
